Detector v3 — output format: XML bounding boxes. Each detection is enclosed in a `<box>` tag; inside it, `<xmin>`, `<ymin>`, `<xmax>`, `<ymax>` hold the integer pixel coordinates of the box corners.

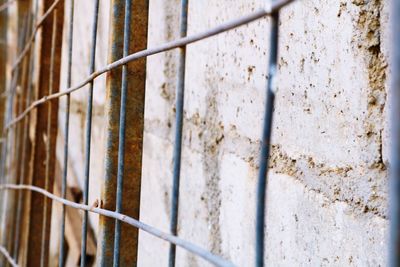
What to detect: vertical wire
<box><xmin>8</xmin><ymin>11</ymin><xmax>31</xmax><ymax>258</ymax></box>
<box><xmin>112</xmin><ymin>0</ymin><xmax>131</xmax><ymax>266</ymax></box>
<box><xmin>0</xmin><ymin>15</ymin><xmax>28</xmax><ymax>261</ymax></box>
<box><xmin>40</xmin><ymin>9</ymin><xmax>58</xmax><ymax>267</ymax></box>
<box><xmin>9</xmin><ymin>51</ymin><xmax>24</xmax><ymax>263</ymax></box>
<box><xmin>80</xmin><ymin>0</ymin><xmax>99</xmax><ymax>266</ymax></box>
<box><xmin>168</xmin><ymin>1</ymin><xmax>188</xmax><ymax>266</ymax></box>
<box><xmin>12</xmin><ymin>0</ymin><xmax>39</xmax><ymax>260</ymax></box>
<box><xmin>389</xmin><ymin>0</ymin><xmax>400</xmax><ymax>265</ymax></box>
<box><xmin>9</xmin><ymin>4</ymin><xmax>34</xmax><ymax>258</ymax></box>
<box><xmin>0</xmin><ymin>14</ymin><xmax>28</xmax><ymax>196</ymax></box>
<box><xmin>59</xmin><ymin>0</ymin><xmax>74</xmax><ymax>266</ymax></box>
<box><xmin>255</xmin><ymin>11</ymin><xmax>279</xmax><ymax>267</ymax></box>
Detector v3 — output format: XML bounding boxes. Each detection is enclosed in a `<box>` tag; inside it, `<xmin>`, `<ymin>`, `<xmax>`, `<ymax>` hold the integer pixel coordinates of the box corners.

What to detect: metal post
<box><xmin>11</xmin><ymin>0</ymin><xmax>35</xmax><ymax>259</ymax></box>
<box><xmin>0</xmin><ymin>0</ymin><xmax>10</xmax><ymax>265</ymax></box>
<box><xmin>169</xmin><ymin>1</ymin><xmax>188</xmax><ymax>266</ymax></box>
<box><xmin>113</xmin><ymin>0</ymin><xmax>132</xmax><ymax>265</ymax></box>
<box><xmin>12</xmin><ymin>1</ymin><xmax>39</xmax><ymax>263</ymax></box>
<box><xmin>255</xmin><ymin>11</ymin><xmax>279</xmax><ymax>267</ymax></box>
<box><xmin>0</xmin><ymin>0</ymin><xmax>8</xmax><ymax>185</ymax></box>
<box><xmin>389</xmin><ymin>0</ymin><xmax>400</xmax><ymax>265</ymax></box>
<box><xmin>97</xmin><ymin>0</ymin><xmax>149</xmax><ymax>265</ymax></box>
<box><xmin>40</xmin><ymin>9</ymin><xmax>58</xmax><ymax>267</ymax></box>
<box><xmin>25</xmin><ymin>0</ymin><xmax>64</xmax><ymax>265</ymax></box>
<box><xmin>0</xmin><ymin>2</ymin><xmax>8</xmax><ymax>127</ymax></box>
<box><xmin>1</xmin><ymin>3</ymin><xmax>30</xmax><ymax>262</ymax></box>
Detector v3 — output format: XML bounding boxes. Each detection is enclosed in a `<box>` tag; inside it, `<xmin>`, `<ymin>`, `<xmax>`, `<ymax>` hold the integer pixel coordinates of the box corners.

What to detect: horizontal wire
<box><xmin>5</xmin><ymin>0</ymin><xmax>296</xmax><ymax>131</ymax></box>
<box><xmin>0</xmin><ymin>245</ymin><xmax>18</xmax><ymax>267</ymax></box>
<box><xmin>10</xmin><ymin>0</ymin><xmax>62</xmax><ymax>72</ymax></box>
<box><xmin>0</xmin><ymin>0</ymin><xmax>15</xmax><ymax>13</ymax></box>
<box><xmin>0</xmin><ymin>184</ymin><xmax>236</xmax><ymax>267</ymax></box>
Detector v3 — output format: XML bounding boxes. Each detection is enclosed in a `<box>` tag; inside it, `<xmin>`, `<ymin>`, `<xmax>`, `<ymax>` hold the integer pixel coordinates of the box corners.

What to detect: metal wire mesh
<box><xmin>3</xmin><ymin>0</ymin><xmax>396</xmax><ymax>266</ymax></box>
<box><xmin>0</xmin><ymin>0</ymin><xmax>296</xmax><ymax>266</ymax></box>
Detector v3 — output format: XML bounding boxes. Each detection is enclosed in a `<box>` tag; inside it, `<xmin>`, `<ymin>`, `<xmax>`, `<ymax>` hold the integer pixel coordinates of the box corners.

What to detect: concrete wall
<box><xmin>138</xmin><ymin>0</ymin><xmax>389</xmax><ymax>266</ymax></box>
<box><xmin>55</xmin><ymin>0</ymin><xmax>390</xmax><ymax>266</ymax></box>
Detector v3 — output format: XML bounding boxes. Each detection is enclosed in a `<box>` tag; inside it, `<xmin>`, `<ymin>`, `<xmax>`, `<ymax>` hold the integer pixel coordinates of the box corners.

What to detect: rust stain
<box><xmin>96</xmin><ymin>0</ymin><xmax>149</xmax><ymax>266</ymax></box>
<box><xmin>25</xmin><ymin>1</ymin><xmax>64</xmax><ymax>266</ymax></box>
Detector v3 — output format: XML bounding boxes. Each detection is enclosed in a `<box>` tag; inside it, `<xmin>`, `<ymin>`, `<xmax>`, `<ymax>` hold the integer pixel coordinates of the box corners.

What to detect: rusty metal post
<box><xmin>24</xmin><ymin>0</ymin><xmax>64</xmax><ymax>266</ymax></box>
<box><xmin>0</xmin><ymin>1</ymin><xmax>9</xmax><ymax>265</ymax></box>
<box><xmin>0</xmin><ymin>1</ymin><xmax>31</xmax><ymax>263</ymax></box>
<box><xmin>13</xmin><ymin>1</ymin><xmax>39</xmax><ymax>264</ymax></box>
<box><xmin>0</xmin><ymin>0</ymin><xmax>8</xmax><ymax>144</ymax></box>
<box><xmin>96</xmin><ymin>0</ymin><xmax>148</xmax><ymax>265</ymax></box>
<box><xmin>8</xmin><ymin>0</ymin><xmax>35</xmax><ymax>260</ymax></box>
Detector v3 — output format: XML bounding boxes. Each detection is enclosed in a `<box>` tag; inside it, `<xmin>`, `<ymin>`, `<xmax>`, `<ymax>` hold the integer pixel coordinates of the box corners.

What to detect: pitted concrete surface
<box><xmin>52</xmin><ymin>0</ymin><xmax>390</xmax><ymax>266</ymax></box>
<box><xmin>138</xmin><ymin>0</ymin><xmax>389</xmax><ymax>266</ymax></box>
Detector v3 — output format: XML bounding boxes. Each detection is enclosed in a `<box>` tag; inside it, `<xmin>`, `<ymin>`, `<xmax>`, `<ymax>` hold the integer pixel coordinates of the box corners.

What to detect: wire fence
<box><xmin>0</xmin><ymin>0</ymin><xmax>398</xmax><ymax>266</ymax></box>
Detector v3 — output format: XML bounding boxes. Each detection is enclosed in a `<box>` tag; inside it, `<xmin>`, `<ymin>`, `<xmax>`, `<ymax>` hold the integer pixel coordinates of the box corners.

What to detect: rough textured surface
<box><xmin>138</xmin><ymin>0</ymin><xmax>389</xmax><ymax>266</ymax></box>
<box><xmin>265</xmin><ymin>173</ymin><xmax>386</xmax><ymax>266</ymax></box>
<box><xmin>51</xmin><ymin>0</ymin><xmax>390</xmax><ymax>266</ymax></box>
